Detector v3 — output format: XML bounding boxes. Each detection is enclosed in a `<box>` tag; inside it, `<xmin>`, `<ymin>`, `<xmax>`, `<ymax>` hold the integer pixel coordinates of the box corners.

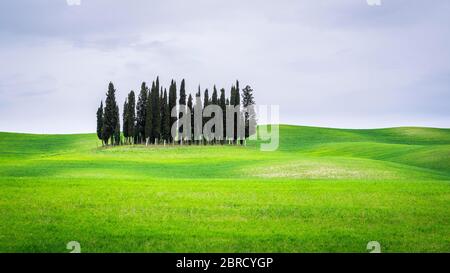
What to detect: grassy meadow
<box><xmin>0</xmin><ymin>125</ymin><xmax>449</xmax><ymax>252</ymax></box>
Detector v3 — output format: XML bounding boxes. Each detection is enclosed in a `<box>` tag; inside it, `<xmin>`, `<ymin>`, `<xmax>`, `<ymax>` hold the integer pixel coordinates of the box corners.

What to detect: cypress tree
<box><xmin>145</xmin><ymin>82</ymin><xmax>154</xmax><ymax>144</ymax></box>
<box><xmin>194</xmin><ymin>91</ymin><xmax>202</xmax><ymax>144</ymax></box>
<box><xmin>229</xmin><ymin>85</ymin><xmax>236</xmax><ymax>143</ymax></box>
<box><xmin>212</xmin><ymin>86</ymin><xmax>218</xmax><ymax>105</ymax></box>
<box><xmin>235</xmin><ymin>80</ymin><xmax>240</xmax><ymax>106</ymax></box>
<box><xmin>219</xmin><ymin>88</ymin><xmax>226</xmax><ymax>143</ymax></box>
<box><xmin>155</xmin><ymin>76</ymin><xmax>160</xmax><ymax>100</ymax></box>
<box><xmin>203</xmin><ymin>88</ymin><xmax>210</xmax><ymax>142</ymax></box>
<box><xmin>187</xmin><ymin>94</ymin><xmax>193</xmax><ymax>144</ymax></box>
<box><xmin>230</xmin><ymin>85</ymin><xmax>236</xmax><ymax>107</ymax></box>
<box><xmin>241</xmin><ymin>85</ymin><xmax>256</xmax><ymax>139</ymax></box>
<box><xmin>159</xmin><ymin>87</ymin><xmax>164</xmax><ymax>141</ymax></box>
<box><xmin>127</xmin><ymin>91</ymin><xmax>136</xmax><ymax>144</ymax></box>
<box><xmin>160</xmin><ymin>89</ymin><xmax>164</xmax><ymax>141</ymax></box>
<box><xmin>161</xmin><ymin>88</ymin><xmax>170</xmax><ymax>143</ymax></box>
<box><xmin>102</xmin><ymin>82</ymin><xmax>119</xmax><ymax>145</ymax></box>
<box><xmin>168</xmin><ymin>80</ymin><xmax>177</xmax><ymax>143</ymax></box>
<box><xmin>114</xmin><ymin>105</ymin><xmax>121</xmax><ymax>145</ymax></box>
<box><xmin>123</xmin><ymin>99</ymin><xmax>129</xmax><ymax>143</ymax></box>
<box><xmin>152</xmin><ymin>80</ymin><xmax>161</xmax><ymax>143</ymax></box>
<box><xmin>196</xmin><ymin>85</ymin><xmax>201</xmax><ymax>98</ymax></box>
<box><xmin>179</xmin><ymin>79</ymin><xmax>187</xmax><ymax>105</ymax></box>
<box><xmin>136</xmin><ymin>82</ymin><xmax>148</xmax><ymax>144</ymax></box>
<box><xmin>211</xmin><ymin>86</ymin><xmax>218</xmax><ymax>141</ymax></box>
<box><xmin>203</xmin><ymin>89</ymin><xmax>209</xmax><ymax>108</ymax></box>
<box><xmin>179</xmin><ymin>79</ymin><xmax>187</xmax><ymax>142</ymax></box>
<box><xmin>235</xmin><ymin>80</ymin><xmax>241</xmax><ymax>144</ymax></box>
<box><xmin>96</xmin><ymin>101</ymin><xmax>104</xmax><ymax>144</ymax></box>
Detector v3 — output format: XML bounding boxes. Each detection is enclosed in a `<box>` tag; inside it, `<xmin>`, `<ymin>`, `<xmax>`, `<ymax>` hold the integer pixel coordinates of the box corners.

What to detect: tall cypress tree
<box><xmin>179</xmin><ymin>79</ymin><xmax>186</xmax><ymax>105</ymax></box>
<box><xmin>145</xmin><ymin>82</ymin><xmax>154</xmax><ymax>144</ymax></box>
<box><xmin>230</xmin><ymin>85</ymin><xmax>236</xmax><ymax>107</ymax></box>
<box><xmin>161</xmin><ymin>88</ymin><xmax>170</xmax><ymax>143</ymax></box>
<box><xmin>203</xmin><ymin>88</ymin><xmax>210</xmax><ymax>142</ymax></box>
<box><xmin>127</xmin><ymin>91</ymin><xmax>136</xmax><ymax>144</ymax></box>
<box><xmin>96</xmin><ymin>101</ymin><xmax>104</xmax><ymax>144</ymax></box>
<box><xmin>212</xmin><ymin>86</ymin><xmax>218</xmax><ymax>105</ymax></box>
<box><xmin>203</xmin><ymin>89</ymin><xmax>209</xmax><ymax>108</ymax></box>
<box><xmin>152</xmin><ymin>80</ymin><xmax>161</xmax><ymax>143</ymax></box>
<box><xmin>179</xmin><ymin>79</ymin><xmax>187</xmax><ymax>142</ymax></box>
<box><xmin>235</xmin><ymin>80</ymin><xmax>241</xmax><ymax>144</ymax></box>
<box><xmin>219</xmin><ymin>88</ymin><xmax>226</xmax><ymax>143</ymax></box>
<box><xmin>123</xmin><ymin>99</ymin><xmax>129</xmax><ymax>143</ymax></box>
<box><xmin>210</xmin><ymin>86</ymin><xmax>218</xmax><ymax>141</ymax></box>
<box><xmin>194</xmin><ymin>91</ymin><xmax>202</xmax><ymax>144</ymax></box>
<box><xmin>241</xmin><ymin>85</ymin><xmax>256</xmax><ymax>139</ymax></box>
<box><xmin>155</xmin><ymin>77</ymin><xmax>160</xmax><ymax>99</ymax></box>
<box><xmin>114</xmin><ymin>105</ymin><xmax>121</xmax><ymax>145</ymax></box>
<box><xmin>229</xmin><ymin>85</ymin><xmax>236</xmax><ymax>143</ymax></box>
<box><xmin>168</xmin><ymin>80</ymin><xmax>177</xmax><ymax>143</ymax></box>
<box><xmin>187</xmin><ymin>93</ymin><xmax>193</xmax><ymax>144</ymax></box>
<box><xmin>102</xmin><ymin>82</ymin><xmax>119</xmax><ymax>145</ymax></box>
<box><xmin>159</xmin><ymin>87</ymin><xmax>164</xmax><ymax>141</ymax></box>
<box><xmin>235</xmin><ymin>80</ymin><xmax>240</xmax><ymax>106</ymax></box>
<box><xmin>136</xmin><ymin>82</ymin><xmax>148</xmax><ymax>143</ymax></box>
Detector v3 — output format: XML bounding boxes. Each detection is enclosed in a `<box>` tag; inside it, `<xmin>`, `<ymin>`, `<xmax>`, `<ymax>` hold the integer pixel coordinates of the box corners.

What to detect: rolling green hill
<box><xmin>0</xmin><ymin>125</ymin><xmax>449</xmax><ymax>252</ymax></box>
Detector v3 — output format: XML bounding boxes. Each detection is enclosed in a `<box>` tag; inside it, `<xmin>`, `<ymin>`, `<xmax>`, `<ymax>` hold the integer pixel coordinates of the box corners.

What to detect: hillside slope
<box><xmin>0</xmin><ymin>125</ymin><xmax>449</xmax><ymax>252</ymax></box>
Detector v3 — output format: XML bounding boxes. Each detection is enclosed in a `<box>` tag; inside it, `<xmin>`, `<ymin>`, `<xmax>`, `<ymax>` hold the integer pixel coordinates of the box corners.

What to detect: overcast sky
<box><xmin>0</xmin><ymin>0</ymin><xmax>449</xmax><ymax>133</ymax></box>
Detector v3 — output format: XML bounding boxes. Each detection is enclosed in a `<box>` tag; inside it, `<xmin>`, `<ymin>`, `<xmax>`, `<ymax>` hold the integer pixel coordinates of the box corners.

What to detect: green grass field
<box><xmin>0</xmin><ymin>125</ymin><xmax>449</xmax><ymax>253</ymax></box>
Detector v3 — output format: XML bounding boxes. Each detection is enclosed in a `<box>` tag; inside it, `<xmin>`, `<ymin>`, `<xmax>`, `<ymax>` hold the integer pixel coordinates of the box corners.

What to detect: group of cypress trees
<box><xmin>96</xmin><ymin>77</ymin><xmax>255</xmax><ymax>146</ymax></box>
<box><xmin>97</xmin><ymin>82</ymin><xmax>121</xmax><ymax>146</ymax></box>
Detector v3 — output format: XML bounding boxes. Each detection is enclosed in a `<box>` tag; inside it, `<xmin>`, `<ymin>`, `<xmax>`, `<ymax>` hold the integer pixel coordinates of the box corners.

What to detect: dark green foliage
<box><xmin>194</xmin><ymin>92</ymin><xmax>202</xmax><ymax>144</ymax></box>
<box><xmin>212</xmin><ymin>86</ymin><xmax>218</xmax><ymax>105</ymax></box>
<box><xmin>203</xmin><ymin>88</ymin><xmax>209</xmax><ymax>108</ymax></box>
<box><xmin>102</xmin><ymin>82</ymin><xmax>119</xmax><ymax>145</ymax></box>
<box><xmin>230</xmin><ymin>85</ymin><xmax>236</xmax><ymax>107</ymax></box>
<box><xmin>136</xmin><ymin>82</ymin><xmax>148</xmax><ymax>143</ymax></box>
<box><xmin>145</xmin><ymin>82</ymin><xmax>154</xmax><ymax>143</ymax></box>
<box><xmin>187</xmin><ymin>94</ymin><xmax>193</xmax><ymax>142</ymax></box>
<box><xmin>219</xmin><ymin>88</ymin><xmax>226</xmax><ymax>141</ymax></box>
<box><xmin>96</xmin><ymin>101</ymin><xmax>104</xmax><ymax>143</ymax></box>
<box><xmin>235</xmin><ymin>80</ymin><xmax>240</xmax><ymax>106</ymax></box>
<box><xmin>234</xmin><ymin>81</ymin><xmax>241</xmax><ymax>143</ymax></box>
<box><xmin>241</xmin><ymin>85</ymin><xmax>255</xmax><ymax>108</ymax></box>
<box><xmin>97</xmin><ymin>78</ymin><xmax>249</xmax><ymax>146</ymax></box>
<box><xmin>210</xmin><ymin>86</ymin><xmax>218</xmax><ymax>138</ymax></box>
<box><xmin>152</xmin><ymin>79</ymin><xmax>161</xmax><ymax>142</ymax></box>
<box><xmin>179</xmin><ymin>79</ymin><xmax>186</xmax><ymax>106</ymax></box>
<box><xmin>114</xmin><ymin>105</ymin><xmax>121</xmax><ymax>145</ymax></box>
<box><xmin>229</xmin><ymin>85</ymin><xmax>237</xmax><ymax>142</ymax></box>
<box><xmin>161</xmin><ymin>89</ymin><xmax>170</xmax><ymax>142</ymax></box>
<box><xmin>168</xmin><ymin>80</ymin><xmax>177</xmax><ymax>143</ymax></box>
<box><xmin>203</xmin><ymin>88</ymin><xmax>209</xmax><ymax>136</ymax></box>
<box><xmin>179</xmin><ymin>79</ymin><xmax>187</xmax><ymax>140</ymax></box>
<box><xmin>123</xmin><ymin>99</ymin><xmax>129</xmax><ymax>140</ymax></box>
<box><xmin>242</xmin><ymin>85</ymin><xmax>256</xmax><ymax>138</ymax></box>
<box><xmin>126</xmin><ymin>91</ymin><xmax>136</xmax><ymax>143</ymax></box>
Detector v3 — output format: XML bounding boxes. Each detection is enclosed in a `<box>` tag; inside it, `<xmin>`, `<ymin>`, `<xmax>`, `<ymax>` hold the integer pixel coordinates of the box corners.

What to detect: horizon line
<box><xmin>1</xmin><ymin>123</ymin><xmax>449</xmax><ymax>136</ymax></box>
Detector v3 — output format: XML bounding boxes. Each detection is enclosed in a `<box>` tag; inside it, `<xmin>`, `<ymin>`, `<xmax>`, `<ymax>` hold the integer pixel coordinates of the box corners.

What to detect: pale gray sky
<box><xmin>0</xmin><ymin>0</ymin><xmax>449</xmax><ymax>133</ymax></box>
